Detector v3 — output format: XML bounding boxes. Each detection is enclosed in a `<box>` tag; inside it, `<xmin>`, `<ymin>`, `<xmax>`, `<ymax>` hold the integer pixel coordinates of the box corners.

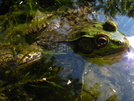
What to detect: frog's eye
<box><xmin>96</xmin><ymin>35</ymin><xmax>108</xmax><ymax>47</ymax></box>
<box><xmin>78</xmin><ymin>38</ymin><xmax>95</xmax><ymax>54</ymax></box>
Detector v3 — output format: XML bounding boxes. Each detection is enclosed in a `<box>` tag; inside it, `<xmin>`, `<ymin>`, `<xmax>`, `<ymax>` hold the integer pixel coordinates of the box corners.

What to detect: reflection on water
<box><xmin>94</xmin><ymin>0</ymin><xmax>134</xmax><ymax>18</ymax></box>
<box><xmin>0</xmin><ymin>0</ymin><xmax>134</xmax><ymax>101</ymax></box>
<box><xmin>125</xmin><ymin>51</ymin><xmax>134</xmax><ymax>59</ymax></box>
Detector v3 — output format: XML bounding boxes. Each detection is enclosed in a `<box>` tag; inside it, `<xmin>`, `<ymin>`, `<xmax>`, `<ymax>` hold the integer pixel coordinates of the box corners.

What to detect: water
<box><xmin>52</xmin><ymin>0</ymin><xmax>134</xmax><ymax>101</ymax></box>
<box><xmin>84</xmin><ymin>1</ymin><xmax>134</xmax><ymax>101</ymax></box>
<box><xmin>0</xmin><ymin>0</ymin><xmax>134</xmax><ymax>101</ymax></box>
<box><xmin>106</xmin><ymin>4</ymin><xmax>134</xmax><ymax>100</ymax></box>
<box><xmin>51</xmin><ymin>15</ymin><xmax>134</xmax><ymax>101</ymax></box>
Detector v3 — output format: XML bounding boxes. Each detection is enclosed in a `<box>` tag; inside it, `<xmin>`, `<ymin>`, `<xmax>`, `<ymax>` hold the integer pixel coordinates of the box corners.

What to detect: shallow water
<box><xmin>52</xmin><ymin>0</ymin><xmax>134</xmax><ymax>101</ymax></box>
<box><xmin>0</xmin><ymin>0</ymin><xmax>134</xmax><ymax>101</ymax></box>
<box><xmin>51</xmin><ymin>15</ymin><xmax>134</xmax><ymax>100</ymax></box>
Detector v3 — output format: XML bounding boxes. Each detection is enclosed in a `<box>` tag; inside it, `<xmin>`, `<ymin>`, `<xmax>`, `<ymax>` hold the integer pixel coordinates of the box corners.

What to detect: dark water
<box><xmin>0</xmin><ymin>0</ymin><xmax>134</xmax><ymax>101</ymax></box>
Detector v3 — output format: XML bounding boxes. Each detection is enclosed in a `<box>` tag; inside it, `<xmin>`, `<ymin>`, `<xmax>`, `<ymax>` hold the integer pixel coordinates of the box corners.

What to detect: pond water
<box><xmin>52</xmin><ymin>0</ymin><xmax>134</xmax><ymax>101</ymax></box>
<box><xmin>0</xmin><ymin>0</ymin><xmax>134</xmax><ymax>101</ymax></box>
<box><xmin>112</xmin><ymin>16</ymin><xmax>134</xmax><ymax>101</ymax></box>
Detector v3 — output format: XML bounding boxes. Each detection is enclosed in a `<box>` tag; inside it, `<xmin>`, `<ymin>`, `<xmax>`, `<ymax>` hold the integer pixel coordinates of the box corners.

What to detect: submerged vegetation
<box><xmin>0</xmin><ymin>0</ymin><xmax>75</xmax><ymax>15</ymax></box>
<box><xmin>0</xmin><ymin>0</ymin><xmax>72</xmax><ymax>100</ymax></box>
<box><xmin>0</xmin><ymin>55</ymin><xmax>75</xmax><ymax>100</ymax></box>
<box><xmin>0</xmin><ymin>0</ymin><xmax>133</xmax><ymax>100</ymax></box>
<box><xmin>0</xmin><ymin>0</ymin><xmax>87</xmax><ymax>100</ymax></box>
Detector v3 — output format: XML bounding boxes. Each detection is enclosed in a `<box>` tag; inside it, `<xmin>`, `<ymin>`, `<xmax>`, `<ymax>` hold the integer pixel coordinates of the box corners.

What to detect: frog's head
<box><xmin>69</xmin><ymin>20</ymin><xmax>130</xmax><ymax>62</ymax></box>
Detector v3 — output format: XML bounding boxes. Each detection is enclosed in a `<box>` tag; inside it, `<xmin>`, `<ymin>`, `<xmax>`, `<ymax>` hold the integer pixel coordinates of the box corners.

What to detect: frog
<box><xmin>36</xmin><ymin>20</ymin><xmax>129</xmax><ymax>65</ymax></box>
<box><xmin>0</xmin><ymin>2</ymin><xmax>131</xmax><ymax>101</ymax></box>
<box><xmin>34</xmin><ymin>16</ymin><xmax>130</xmax><ymax>101</ymax></box>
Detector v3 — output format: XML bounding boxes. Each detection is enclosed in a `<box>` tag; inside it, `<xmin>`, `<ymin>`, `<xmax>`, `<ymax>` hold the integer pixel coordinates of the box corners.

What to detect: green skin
<box><xmin>65</xmin><ymin>21</ymin><xmax>129</xmax><ymax>65</ymax></box>
<box><xmin>36</xmin><ymin>20</ymin><xmax>129</xmax><ymax>54</ymax></box>
<box><xmin>68</xmin><ymin>21</ymin><xmax>129</xmax><ymax>56</ymax></box>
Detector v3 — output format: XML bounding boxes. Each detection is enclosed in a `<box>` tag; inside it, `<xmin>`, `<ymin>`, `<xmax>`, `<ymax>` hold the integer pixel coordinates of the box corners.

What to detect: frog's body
<box><xmin>0</xmin><ymin>2</ymin><xmax>130</xmax><ymax>101</ymax></box>
<box><xmin>36</xmin><ymin>20</ymin><xmax>129</xmax><ymax>65</ymax></box>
